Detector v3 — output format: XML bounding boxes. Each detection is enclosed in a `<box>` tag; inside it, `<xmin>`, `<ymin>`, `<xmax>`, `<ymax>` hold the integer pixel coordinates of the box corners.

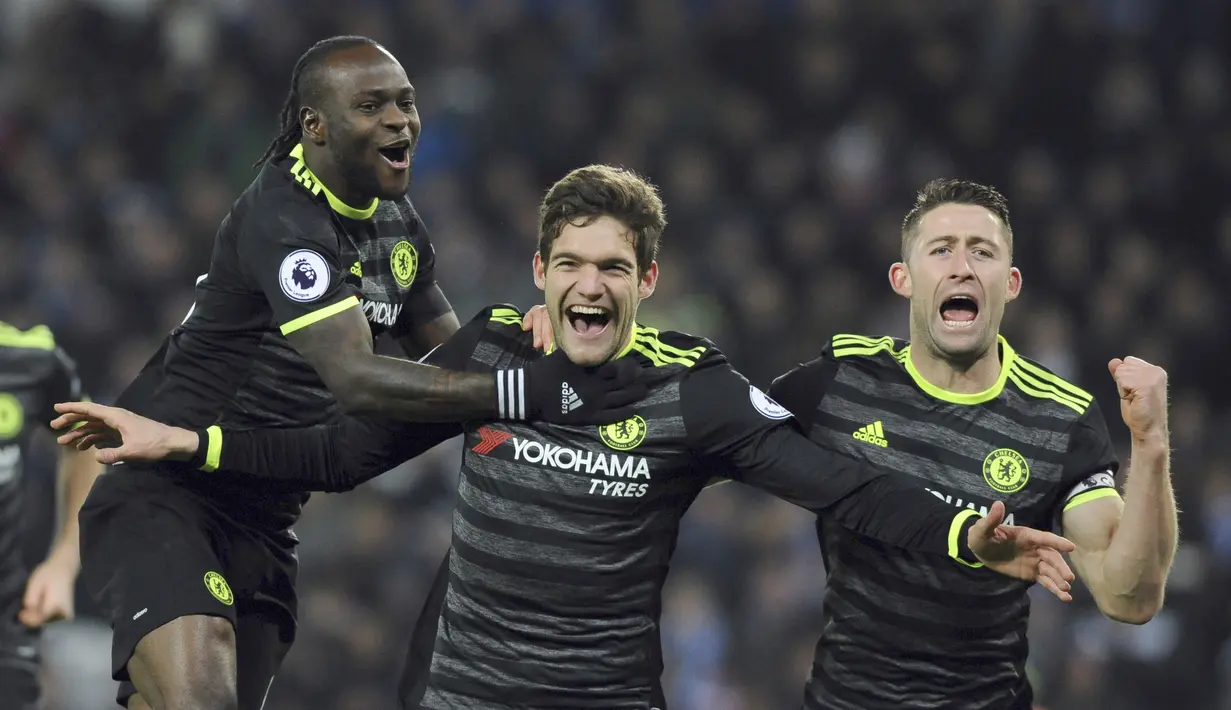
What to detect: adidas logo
<box><xmin>561</xmin><ymin>382</ymin><xmax>583</xmax><ymax>414</ymax></box>
<box><xmin>853</xmin><ymin>421</ymin><xmax>888</xmax><ymax>448</ymax></box>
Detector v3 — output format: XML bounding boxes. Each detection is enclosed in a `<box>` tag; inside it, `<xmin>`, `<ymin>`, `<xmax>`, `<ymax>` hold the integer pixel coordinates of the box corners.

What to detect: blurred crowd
<box><xmin>2</xmin><ymin>0</ymin><xmax>1230</xmax><ymax>708</ymax></box>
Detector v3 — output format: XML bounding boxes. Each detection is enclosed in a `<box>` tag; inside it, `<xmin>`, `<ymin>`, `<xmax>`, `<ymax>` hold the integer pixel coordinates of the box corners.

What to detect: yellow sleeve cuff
<box><xmin>200</xmin><ymin>426</ymin><xmax>223</xmax><ymax>473</ymax></box>
<box><xmin>948</xmin><ymin>509</ymin><xmax>985</xmax><ymax>568</ymax></box>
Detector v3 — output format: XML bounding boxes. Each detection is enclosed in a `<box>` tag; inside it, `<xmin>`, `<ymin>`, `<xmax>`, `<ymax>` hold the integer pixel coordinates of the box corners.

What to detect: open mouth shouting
<box><xmin>565</xmin><ymin>304</ymin><xmax>613</xmax><ymax>340</ymax></box>
<box><xmin>377</xmin><ymin>138</ymin><xmax>411</xmax><ymax>171</ymax></box>
<box><xmin>939</xmin><ymin>293</ymin><xmax>980</xmax><ymax>330</ymax></box>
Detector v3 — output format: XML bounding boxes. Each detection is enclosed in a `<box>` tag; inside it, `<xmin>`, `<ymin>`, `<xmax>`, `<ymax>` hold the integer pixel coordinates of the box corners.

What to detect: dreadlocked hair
<box><xmin>253</xmin><ymin>35</ymin><xmax>382</xmax><ymax>170</ymax></box>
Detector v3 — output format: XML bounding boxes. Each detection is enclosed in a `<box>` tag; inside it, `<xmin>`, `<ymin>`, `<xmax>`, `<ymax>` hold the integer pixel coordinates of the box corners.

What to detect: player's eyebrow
<box><xmin>552</xmin><ymin>251</ymin><xmax>635</xmax><ymax>270</ymax></box>
<box><xmin>925</xmin><ymin>234</ymin><xmax>1000</xmax><ymax>250</ymax></box>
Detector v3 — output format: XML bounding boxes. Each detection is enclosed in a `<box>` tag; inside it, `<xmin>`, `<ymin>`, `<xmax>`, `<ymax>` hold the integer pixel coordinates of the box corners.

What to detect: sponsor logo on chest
<box><xmin>472</xmin><ymin>426</ymin><xmax>654</xmax><ymax>498</ymax></box>
<box><xmin>359</xmin><ymin>298</ymin><xmax>403</xmax><ymax>329</ymax></box>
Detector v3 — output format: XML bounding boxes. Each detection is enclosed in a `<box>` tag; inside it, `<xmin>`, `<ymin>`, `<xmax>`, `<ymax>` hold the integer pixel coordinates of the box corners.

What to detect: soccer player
<box><xmin>0</xmin><ymin>322</ymin><xmax>104</xmax><ymax>708</ymax></box>
<box><xmin>767</xmin><ymin>179</ymin><xmax>1176</xmax><ymax>710</ymax></box>
<box><xmin>75</xmin><ymin>38</ymin><xmax>641</xmax><ymax>710</ymax></box>
<box><xmin>56</xmin><ymin>167</ymin><xmax>1080</xmax><ymax>710</ymax></box>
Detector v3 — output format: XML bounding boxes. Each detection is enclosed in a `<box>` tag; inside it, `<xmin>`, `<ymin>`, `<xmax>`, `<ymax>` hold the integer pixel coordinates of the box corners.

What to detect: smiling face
<box><xmin>303</xmin><ymin>44</ymin><xmax>420</xmax><ymax>201</ymax></box>
<box><xmin>890</xmin><ymin>202</ymin><xmax>1021</xmax><ymax>364</ymax></box>
<box><xmin>534</xmin><ymin>216</ymin><xmax>658</xmax><ymax>366</ymax></box>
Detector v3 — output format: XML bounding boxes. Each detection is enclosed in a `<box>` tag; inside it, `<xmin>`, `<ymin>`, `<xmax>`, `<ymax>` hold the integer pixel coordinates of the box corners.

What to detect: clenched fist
<box><xmin>1107</xmin><ymin>356</ymin><xmax>1168</xmax><ymax>441</ymax></box>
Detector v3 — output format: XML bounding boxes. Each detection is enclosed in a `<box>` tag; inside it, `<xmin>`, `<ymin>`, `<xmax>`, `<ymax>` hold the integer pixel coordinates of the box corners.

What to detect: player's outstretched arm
<box><xmin>681</xmin><ymin>361</ymin><xmax>1076</xmax><ymax>597</ymax></box>
<box><xmin>50</xmin><ymin>401</ymin><xmax>451</xmax><ymax>493</ymax></box>
<box><xmin>240</xmin><ymin>204</ymin><xmax>637</xmax><ymax>425</ymax></box>
<box><xmin>1061</xmin><ymin>358</ymin><xmax>1175</xmax><ymax>624</ymax></box>
<box><xmin>285</xmin><ymin>305</ymin><xmax>643</xmax><ymax>425</ymax></box>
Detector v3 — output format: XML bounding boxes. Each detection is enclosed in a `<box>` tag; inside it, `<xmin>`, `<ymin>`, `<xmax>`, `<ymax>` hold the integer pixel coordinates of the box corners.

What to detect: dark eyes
<box><xmin>555</xmin><ymin>261</ymin><xmax>631</xmax><ymax>274</ymax></box>
<box><xmin>357</xmin><ymin>100</ymin><xmax>416</xmax><ymax>113</ymax></box>
<box><xmin>931</xmin><ymin>246</ymin><xmax>992</xmax><ymax>257</ymax></box>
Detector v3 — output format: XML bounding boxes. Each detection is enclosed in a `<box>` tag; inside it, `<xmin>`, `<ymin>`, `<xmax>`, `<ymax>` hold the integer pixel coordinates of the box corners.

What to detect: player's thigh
<box><xmin>78</xmin><ymin>468</ymin><xmax>240</xmax><ymax>688</ymax></box>
<box><xmin>126</xmin><ymin>614</ymin><xmax>237</xmax><ymax>708</ymax></box>
<box><xmin>235</xmin><ymin>605</ymin><xmax>294</xmax><ymax>710</ymax></box>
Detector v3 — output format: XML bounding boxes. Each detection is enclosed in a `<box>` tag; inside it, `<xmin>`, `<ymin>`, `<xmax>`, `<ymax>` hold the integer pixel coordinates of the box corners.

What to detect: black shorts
<box><xmin>0</xmin><ymin>622</ymin><xmax>40</xmax><ymax>710</ymax></box>
<box><xmin>79</xmin><ymin>466</ymin><xmax>299</xmax><ymax>706</ymax></box>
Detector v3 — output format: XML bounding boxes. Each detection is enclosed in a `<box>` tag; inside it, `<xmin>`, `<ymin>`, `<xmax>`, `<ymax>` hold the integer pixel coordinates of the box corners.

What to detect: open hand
<box><xmin>50</xmin><ymin>401</ymin><xmax>197</xmax><ymax>464</ymax></box>
<box><xmin>968</xmin><ymin>501</ymin><xmax>1076</xmax><ymax>601</ymax></box>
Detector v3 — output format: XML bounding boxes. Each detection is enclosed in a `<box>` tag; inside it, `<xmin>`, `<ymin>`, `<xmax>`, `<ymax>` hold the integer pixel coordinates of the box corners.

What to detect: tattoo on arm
<box><xmin>286</xmin><ymin>305</ymin><xmax>495</xmax><ymax>422</ymax></box>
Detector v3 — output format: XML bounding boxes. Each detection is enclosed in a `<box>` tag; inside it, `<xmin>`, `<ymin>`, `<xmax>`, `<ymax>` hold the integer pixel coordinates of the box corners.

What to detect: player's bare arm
<box><xmin>286</xmin><ymin>301</ymin><xmax>642</xmax><ymax>423</ymax></box>
<box><xmin>20</xmin><ymin>444</ymin><xmax>103</xmax><ymax>628</ymax></box>
<box><xmin>681</xmin><ymin>362</ymin><xmax>1076</xmax><ymax>598</ymax></box>
<box><xmin>1062</xmin><ymin>356</ymin><xmax>1175</xmax><ymax>624</ymax></box>
<box><xmin>287</xmin><ymin>302</ymin><xmax>496</xmax><ymax>420</ymax></box>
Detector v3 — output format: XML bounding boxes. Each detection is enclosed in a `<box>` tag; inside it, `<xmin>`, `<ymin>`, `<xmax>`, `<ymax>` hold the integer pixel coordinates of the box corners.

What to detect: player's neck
<box><xmin>907</xmin><ymin>337</ymin><xmax>1003</xmax><ymax>395</ymax></box>
<box><xmin>301</xmin><ymin>146</ymin><xmax>370</xmax><ymax>209</ymax></box>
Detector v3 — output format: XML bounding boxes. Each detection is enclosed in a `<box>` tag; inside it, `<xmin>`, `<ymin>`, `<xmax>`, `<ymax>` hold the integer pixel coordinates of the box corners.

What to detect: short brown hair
<box><xmin>900</xmin><ymin>178</ymin><xmax>1013</xmax><ymax>261</ymax></box>
<box><xmin>538</xmin><ymin>165</ymin><xmax>666</xmax><ymax>275</ymax></box>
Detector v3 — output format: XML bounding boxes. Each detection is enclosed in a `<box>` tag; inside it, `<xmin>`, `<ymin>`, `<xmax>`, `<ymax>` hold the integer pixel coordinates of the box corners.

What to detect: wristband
<box><xmin>497</xmin><ymin>369</ymin><xmax>527</xmax><ymax>419</ymax></box>
<box><xmin>949</xmin><ymin>509</ymin><xmax>986</xmax><ymax>568</ymax></box>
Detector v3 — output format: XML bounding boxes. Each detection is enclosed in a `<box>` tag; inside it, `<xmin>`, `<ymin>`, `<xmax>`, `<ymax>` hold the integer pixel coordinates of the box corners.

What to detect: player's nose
<box><xmin>948</xmin><ymin>252</ymin><xmax>975</xmax><ymax>279</ymax></box>
<box><xmin>574</xmin><ymin>264</ymin><xmax>604</xmax><ymax>296</ymax></box>
<box><xmin>381</xmin><ymin>104</ymin><xmax>411</xmax><ymax>131</ymax></box>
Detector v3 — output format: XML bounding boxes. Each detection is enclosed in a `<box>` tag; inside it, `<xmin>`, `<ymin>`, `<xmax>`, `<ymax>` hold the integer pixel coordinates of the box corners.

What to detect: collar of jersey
<box><xmin>289</xmin><ymin>144</ymin><xmax>379</xmax><ymax>221</ymax></box>
<box><xmin>543</xmin><ymin>327</ymin><xmax>640</xmax><ymax>361</ymax></box>
<box><xmin>902</xmin><ymin>334</ymin><xmax>1016</xmax><ymax>405</ymax></box>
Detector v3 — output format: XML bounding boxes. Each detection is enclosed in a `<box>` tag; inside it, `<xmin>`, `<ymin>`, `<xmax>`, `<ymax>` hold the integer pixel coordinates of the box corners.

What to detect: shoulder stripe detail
<box><xmin>279</xmin><ymin>296</ymin><xmax>360</xmax><ymax>335</ymax></box>
<box><xmin>1007</xmin><ymin>364</ymin><xmax>1089</xmax><ymax>414</ymax></box>
<box><xmin>636</xmin><ymin>327</ymin><xmax>706</xmax><ymax>358</ymax></box>
<box><xmin>831</xmin><ymin>334</ymin><xmax>907</xmax><ymax>362</ymax></box>
<box><xmin>832</xmin><ymin>333</ymin><xmax>893</xmax><ymax>347</ymax></box>
<box><xmin>0</xmin><ymin>323</ymin><xmax>55</xmax><ymax>351</ymax></box>
<box><xmin>489</xmin><ymin>307</ymin><xmax>524</xmax><ymax>326</ymax></box>
<box><xmin>632</xmin><ymin>326</ymin><xmax>705</xmax><ymax>368</ymax></box>
<box><xmin>1063</xmin><ymin>487</ymin><xmax>1121</xmax><ymax>513</ymax></box>
<box><xmin>1013</xmin><ymin>358</ymin><xmax>1094</xmax><ymax>403</ymax></box>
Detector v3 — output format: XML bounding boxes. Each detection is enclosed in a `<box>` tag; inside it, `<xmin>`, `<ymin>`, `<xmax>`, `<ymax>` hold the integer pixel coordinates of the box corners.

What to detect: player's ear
<box><xmin>889</xmin><ymin>262</ymin><xmax>912</xmax><ymax>298</ymax></box>
<box><xmin>301</xmin><ymin>106</ymin><xmax>326</xmax><ymax>146</ymax></box>
<box><xmin>533</xmin><ymin>252</ymin><xmax>546</xmax><ymax>291</ymax></box>
<box><xmin>1005</xmin><ymin>266</ymin><xmax>1022</xmax><ymax>302</ymax></box>
<box><xmin>638</xmin><ymin>261</ymin><xmax>658</xmax><ymax>300</ymax></box>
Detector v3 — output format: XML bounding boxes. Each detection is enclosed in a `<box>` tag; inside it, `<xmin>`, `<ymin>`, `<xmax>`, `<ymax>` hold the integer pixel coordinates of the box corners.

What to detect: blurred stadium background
<box><xmin>2</xmin><ymin>0</ymin><xmax>1229</xmax><ymax>708</ymax></box>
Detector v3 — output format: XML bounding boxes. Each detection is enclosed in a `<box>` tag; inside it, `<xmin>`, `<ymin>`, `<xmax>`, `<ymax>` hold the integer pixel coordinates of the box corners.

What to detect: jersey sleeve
<box><xmin>192</xmin><ymin>307</ymin><xmax>496</xmax><ymax>490</ymax></box>
<box><xmin>388</xmin><ymin>201</ymin><xmax>449</xmax><ymax>339</ymax></box>
<box><xmin>766</xmin><ymin>356</ymin><xmax>832</xmax><ymax>430</ymax></box>
<box><xmin>36</xmin><ymin>346</ymin><xmax>86</xmax><ymax>430</ymax></box>
<box><xmin>1057</xmin><ymin>400</ymin><xmax>1122</xmax><ymax>520</ymax></box>
<box><xmin>235</xmin><ymin>199</ymin><xmax>358</xmax><ymax>337</ymax></box>
<box><xmin>680</xmin><ymin>358</ymin><xmax>985</xmax><ymax>563</ymax></box>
